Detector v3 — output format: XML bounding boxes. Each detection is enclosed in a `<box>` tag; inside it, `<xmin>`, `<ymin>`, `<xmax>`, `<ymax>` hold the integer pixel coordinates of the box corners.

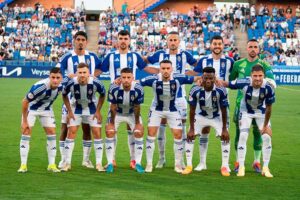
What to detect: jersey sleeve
<box><xmin>193</xmin><ymin>57</ymin><xmax>204</xmax><ymax>73</ymax></box>
<box><xmin>265</xmin><ymin>84</ymin><xmax>275</xmax><ymax>105</ymax></box>
<box><xmin>107</xmin><ymin>84</ymin><xmax>118</xmax><ymax>104</ymax></box>
<box><xmin>94</xmin><ymin>78</ymin><xmax>106</xmax><ymax>96</ymax></box>
<box><xmin>229</xmin><ymin>61</ymin><xmax>239</xmax><ymax>81</ymax></box>
<box><xmin>92</xmin><ymin>53</ymin><xmax>102</xmax><ymax>71</ymax></box>
<box><xmin>229</xmin><ymin>78</ymin><xmax>250</xmax><ymax>89</ymax></box>
<box><xmin>135</xmin><ymin>53</ymin><xmax>147</xmax><ymax>70</ymax></box>
<box><xmin>134</xmin><ymin>84</ymin><xmax>144</xmax><ymax>105</ymax></box>
<box><xmin>185</xmin><ymin>51</ymin><xmax>197</xmax><ymax>66</ymax></box>
<box><xmin>62</xmin><ymin>79</ymin><xmax>73</xmax><ymax>96</ymax></box>
<box><xmin>140</xmin><ymin>75</ymin><xmax>157</xmax><ymax>87</ymax></box>
<box><xmin>26</xmin><ymin>84</ymin><xmax>47</xmax><ymax>102</ymax></box>
<box><xmin>188</xmin><ymin>85</ymin><xmax>199</xmax><ymax>106</ymax></box>
<box><xmin>56</xmin><ymin>52</ymin><xmax>70</xmax><ymax>77</ymax></box>
<box><xmin>218</xmin><ymin>87</ymin><xmax>229</xmax><ymax>108</ymax></box>
<box><xmin>100</xmin><ymin>53</ymin><xmax>111</xmax><ymax>72</ymax></box>
<box><xmin>147</xmin><ymin>51</ymin><xmax>160</xmax><ymax>64</ymax></box>
<box><xmin>175</xmin><ymin>74</ymin><xmax>194</xmax><ymax>84</ymax></box>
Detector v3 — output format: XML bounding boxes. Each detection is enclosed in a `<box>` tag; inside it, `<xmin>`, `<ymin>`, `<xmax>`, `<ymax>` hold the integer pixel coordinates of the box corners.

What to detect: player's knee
<box><xmin>202</xmin><ymin>126</ymin><xmax>210</xmax><ymax>134</ymax></box>
<box><xmin>134</xmin><ymin>131</ymin><xmax>143</xmax><ymax>138</ymax></box>
<box><xmin>161</xmin><ymin>118</ymin><xmax>167</xmax><ymax>124</ymax></box>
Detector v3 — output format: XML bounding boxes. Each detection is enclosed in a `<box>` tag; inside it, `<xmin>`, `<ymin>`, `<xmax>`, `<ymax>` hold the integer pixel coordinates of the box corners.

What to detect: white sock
<box><xmin>134</xmin><ymin>137</ymin><xmax>144</xmax><ymax>165</ymax></box>
<box><xmin>199</xmin><ymin>134</ymin><xmax>209</xmax><ymax>166</ymax></box>
<box><xmin>127</xmin><ymin>131</ymin><xmax>135</xmax><ymax>161</ymax></box>
<box><xmin>262</xmin><ymin>134</ymin><xmax>272</xmax><ymax>168</ymax></box>
<box><xmin>83</xmin><ymin>140</ymin><xmax>92</xmax><ymax>162</ymax></box>
<box><xmin>105</xmin><ymin>137</ymin><xmax>115</xmax><ymax>165</ymax></box>
<box><xmin>47</xmin><ymin>135</ymin><xmax>57</xmax><ymax>165</ymax></box>
<box><xmin>174</xmin><ymin>139</ymin><xmax>183</xmax><ymax>166</ymax></box>
<box><xmin>146</xmin><ymin>136</ymin><xmax>156</xmax><ymax>165</ymax></box>
<box><xmin>238</xmin><ymin>132</ymin><xmax>249</xmax><ymax>167</ymax></box>
<box><xmin>64</xmin><ymin>138</ymin><xmax>75</xmax><ymax>165</ymax></box>
<box><xmin>94</xmin><ymin>139</ymin><xmax>103</xmax><ymax>165</ymax></box>
<box><xmin>221</xmin><ymin>140</ymin><xmax>230</xmax><ymax>168</ymax></box>
<box><xmin>113</xmin><ymin>134</ymin><xmax>117</xmax><ymax>161</ymax></box>
<box><xmin>185</xmin><ymin>140</ymin><xmax>194</xmax><ymax>166</ymax></box>
<box><xmin>20</xmin><ymin>135</ymin><xmax>31</xmax><ymax>165</ymax></box>
<box><xmin>157</xmin><ymin>124</ymin><xmax>166</xmax><ymax>161</ymax></box>
<box><xmin>59</xmin><ymin>140</ymin><xmax>65</xmax><ymax>162</ymax></box>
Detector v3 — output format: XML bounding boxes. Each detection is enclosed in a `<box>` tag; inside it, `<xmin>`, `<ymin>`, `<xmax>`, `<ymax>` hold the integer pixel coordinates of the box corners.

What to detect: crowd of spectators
<box><xmin>0</xmin><ymin>2</ymin><xmax>86</xmax><ymax>62</ymax></box>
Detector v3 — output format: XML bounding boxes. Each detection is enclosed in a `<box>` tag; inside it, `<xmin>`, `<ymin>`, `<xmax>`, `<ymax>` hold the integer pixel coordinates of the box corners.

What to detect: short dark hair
<box><xmin>118</xmin><ymin>30</ymin><xmax>130</xmax><ymax>37</ymax></box>
<box><xmin>160</xmin><ymin>59</ymin><xmax>172</xmax><ymax>66</ymax></box>
<box><xmin>202</xmin><ymin>67</ymin><xmax>215</xmax><ymax>74</ymax></box>
<box><xmin>74</xmin><ymin>31</ymin><xmax>88</xmax><ymax>40</ymax></box>
<box><xmin>251</xmin><ymin>64</ymin><xmax>264</xmax><ymax>74</ymax></box>
<box><xmin>77</xmin><ymin>62</ymin><xmax>89</xmax><ymax>69</ymax></box>
<box><xmin>168</xmin><ymin>31</ymin><xmax>179</xmax><ymax>36</ymax></box>
<box><xmin>121</xmin><ymin>68</ymin><xmax>133</xmax><ymax>74</ymax></box>
<box><xmin>247</xmin><ymin>39</ymin><xmax>258</xmax><ymax>44</ymax></box>
<box><xmin>50</xmin><ymin>67</ymin><xmax>61</xmax><ymax>74</ymax></box>
<box><xmin>210</xmin><ymin>35</ymin><xmax>223</xmax><ymax>43</ymax></box>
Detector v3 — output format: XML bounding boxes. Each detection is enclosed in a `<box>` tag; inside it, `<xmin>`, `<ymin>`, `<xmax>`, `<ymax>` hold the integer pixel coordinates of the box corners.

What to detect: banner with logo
<box><xmin>1</xmin><ymin>65</ymin><xmax>300</xmax><ymax>85</ymax></box>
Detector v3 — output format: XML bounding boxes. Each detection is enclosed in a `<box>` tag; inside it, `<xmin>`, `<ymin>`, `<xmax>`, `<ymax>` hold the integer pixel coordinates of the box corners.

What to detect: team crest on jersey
<box><xmin>86</xmin><ymin>59</ymin><xmax>90</xmax><ymax>66</ymax></box>
<box><xmin>177</xmin><ymin>55</ymin><xmax>181</xmax><ymax>62</ymax></box>
<box><xmin>212</xmin><ymin>96</ymin><xmax>217</xmax><ymax>102</ymax></box>
<box><xmin>221</xmin><ymin>62</ymin><xmax>225</xmax><ymax>68</ymax></box>
<box><xmin>128</xmin><ymin>56</ymin><xmax>132</xmax><ymax>63</ymax></box>
<box><xmin>88</xmin><ymin>89</ymin><xmax>93</xmax><ymax>95</ymax></box>
<box><xmin>260</xmin><ymin>93</ymin><xmax>265</xmax><ymax>99</ymax></box>
<box><xmin>27</xmin><ymin>92</ymin><xmax>34</xmax><ymax>99</ymax></box>
<box><xmin>131</xmin><ymin>95</ymin><xmax>135</xmax><ymax>101</ymax></box>
<box><xmin>171</xmin><ymin>84</ymin><xmax>176</xmax><ymax>90</ymax></box>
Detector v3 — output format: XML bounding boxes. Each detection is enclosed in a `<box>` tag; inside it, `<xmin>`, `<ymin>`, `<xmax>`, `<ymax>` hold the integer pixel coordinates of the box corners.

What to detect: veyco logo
<box><xmin>0</xmin><ymin>67</ymin><xmax>22</xmax><ymax>77</ymax></box>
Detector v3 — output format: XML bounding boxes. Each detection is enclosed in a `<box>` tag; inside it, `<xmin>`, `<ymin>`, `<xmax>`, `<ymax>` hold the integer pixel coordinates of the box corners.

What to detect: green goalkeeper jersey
<box><xmin>229</xmin><ymin>58</ymin><xmax>275</xmax><ymax>106</ymax></box>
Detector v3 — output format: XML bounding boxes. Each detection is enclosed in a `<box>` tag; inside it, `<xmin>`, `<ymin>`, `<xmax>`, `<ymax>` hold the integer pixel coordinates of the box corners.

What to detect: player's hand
<box><xmin>133</xmin><ymin>123</ymin><xmax>144</xmax><ymax>136</ymax></box>
<box><xmin>113</xmin><ymin>77</ymin><xmax>121</xmax><ymax>85</ymax></box>
<box><xmin>216</xmin><ymin>79</ymin><xmax>225</xmax><ymax>87</ymax></box>
<box><xmin>221</xmin><ymin>129</ymin><xmax>230</xmax><ymax>143</ymax></box>
<box><xmin>261</xmin><ymin>126</ymin><xmax>272</xmax><ymax>136</ymax></box>
<box><xmin>93</xmin><ymin>111</ymin><xmax>102</xmax><ymax>124</ymax></box>
<box><xmin>21</xmin><ymin>121</ymin><xmax>30</xmax><ymax>134</ymax></box>
<box><xmin>68</xmin><ymin>74</ymin><xmax>76</xmax><ymax>78</ymax></box>
<box><xmin>196</xmin><ymin>76</ymin><xmax>203</xmax><ymax>86</ymax></box>
<box><xmin>187</xmin><ymin>129</ymin><xmax>196</xmax><ymax>142</ymax></box>
<box><xmin>67</xmin><ymin>112</ymin><xmax>75</xmax><ymax>124</ymax></box>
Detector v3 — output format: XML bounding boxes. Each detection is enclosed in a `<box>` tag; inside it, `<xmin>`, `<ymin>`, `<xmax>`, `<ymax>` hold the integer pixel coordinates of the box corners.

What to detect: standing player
<box><xmin>57</xmin><ymin>31</ymin><xmax>102</xmax><ymax>169</ymax></box>
<box><xmin>186</xmin><ymin>35</ymin><xmax>234</xmax><ymax>171</ymax></box>
<box><xmin>221</xmin><ymin>65</ymin><xmax>275</xmax><ymax>178</ymax></box>
<box><xmin>61</xmin><ymin>63</ymin><xmax>106</xmax><ymax>172</ymax></box>
<box><xmin>99</xmin><ymin>30</ymin><xmax>158</xmax><ymax>168</ymax></box>
<box><xmin>105</xmin><ymin>68</ymin><xmax>145</xmax><ymax>173</ymax></box>
<box><xmin>18</xmin><ymin>67</ymin><xmax>63</xmax><ymax>173</ymax></box>
<box><xmin>140</xmin><ymin>60</ymin><xmax>200</xmax><ymax>173</ymax></box>
<box><xmin>229</xmin><ymin>39</ymin><xmax>276</xmax><ymax>173</ymax></box>
<box><xmin>182</xmin><ymin>67</ymin><xmax>231</xmax><ymax>176</ymax></box>
<box><xmin>145</xmin><ymin>31</ymin><xmax>198</xmax><ymax>169</ymax></box>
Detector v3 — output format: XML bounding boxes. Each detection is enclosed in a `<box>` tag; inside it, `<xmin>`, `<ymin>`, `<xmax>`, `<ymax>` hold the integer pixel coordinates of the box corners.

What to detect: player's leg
<box><xmin>58</xmin><ymin>106</ymin><xmax>68</xmax><ymax>168</ymax></box>
<box><xmin>156</xmin><ymin>118</ymin><xmax>167</xmax><ymax>168</ymax></box>
<box><xmin>126</xmin><ymin>123</ymin><xmax>135</xmax><ymax>168</ymax></box>
<box><xmin>233</xmin><ymin>106</ymin><xmax>241</xmax><ymax>172</ymax></box>
<box><xmin>168</xmin><ymin>111</ymin><xmax>184</xmax><ymax>173</ymax></box>
<box><xmin>81</xmin><ymin>122</ymin><xmax>94</xmax><ymax>168</ymax></box>
<box><xmin>252</xmin><ymin>120</ymin><xmax>263</xmax><ymax>173</ymax></box>
<box><xmin>178</xmin><ymin>97</ymin><xmax>188</xmax><ymax>169</ymax></box>
<box><xmin>106</xmin><ymin>110</ymin><xmax>117</xmax><ymax>167</ymax></box>
<box><xmin>61</xmin><ymin>115</ymin><xmax>81</xmax><ymax>171</ymax></box>
<box><xmin>237</xmin><ymin>112</ymin><xmax>252</xmax><ymax>177</ymax></box>
<box><xmin>195</xmin><ymin>126</ymin><xmax>210</xmax><ymax>171</ymax></box>
<box><xmin>90</xmin><ymin>120</ymin><xmax>104</xmax><ymax>172</ymax></box>
<box><xmin>255</xmin><ymin>116</ymin><xmax>273</xmax><ymax>178</ymax></box>
<box><xmin>132</xmin><ymin>116</ymin><xmax>145</xmax><ymax>173</ymax></box>
<box><xmin>18</xmin><ymin>112</ymin><xmax>35</xmax><ymax>173</ymax></box>
<box><xmin>145</xmin><ymin>110</ymin><xmax>161</xmax><ymax>173</ymax></box>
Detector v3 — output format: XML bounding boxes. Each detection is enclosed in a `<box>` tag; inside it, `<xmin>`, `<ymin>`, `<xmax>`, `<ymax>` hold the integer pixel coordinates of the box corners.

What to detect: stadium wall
<box><xmin>10</xmin><ymin>0</ymin><xmax>74</xmax><ymax>9</ymax></box>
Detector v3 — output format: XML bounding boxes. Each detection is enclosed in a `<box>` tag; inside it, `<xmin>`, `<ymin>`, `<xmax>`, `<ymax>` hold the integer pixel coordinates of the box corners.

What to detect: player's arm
<box><xmin>219</xmin><ymin>88</ymin><xmax>230</xmax><ymax>143</ymax></box>
<box><xmin>229</xmin><ymin>62</ymin><xmax>239</xmax><ymax>81</ymax></box>
<box><xmin>109</xmin><ymin>103</ymin><xmax>117</xmax><ymax>124</ymax></box>
<box><xmin>261</xmin><ymin>61</ymin><xmax>277</xmax><ymax>88</ymax></box>
<box><xmin>137</xmin><ymin>53</ymin><xmax>159</xmax><ymax>74</ymax></box>
<box><xmin>262</xmin><ymin>86</ymin><xmax>275</xmax><ymax>134</ymax></box>
<box><xmin>143</xmin><ymin>66</ymin><xmax>159</xmax><ymax>74</ymax></box>
<box><xmin>187</xmin><ymin>104</ymin><xmax>196</xmax><ymax>142</ymax></box>
<box><xmin>21</xmin><ymin>98</ymin><xmax>30</xmax><ymax>133</ymax></box>
<box><xmin>185</xmin><ymin>57</ymin><xmax>202</xmax><ymax>76</ymax></box>
<box><xmin>226</xmin><ymin>78</ymin><xmax>250</xmax><ymax>90</ymax></box>
<box><xmin>97</xmin><ymin>53</ymin><xmax>110</xmax><ymax>74</ymax></box>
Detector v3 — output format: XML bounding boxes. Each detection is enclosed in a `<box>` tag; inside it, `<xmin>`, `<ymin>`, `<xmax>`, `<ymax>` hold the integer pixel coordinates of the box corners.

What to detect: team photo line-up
<box><xmin>18</xmin><ymin>30</ymin><xmax>276</xmax><ymax>178</ymax></box>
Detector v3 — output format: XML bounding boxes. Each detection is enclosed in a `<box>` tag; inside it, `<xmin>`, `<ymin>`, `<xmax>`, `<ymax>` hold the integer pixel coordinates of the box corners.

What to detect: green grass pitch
<box><xmin>0</xmin><ymin>78</ymin><xmax>299</xmax><ymax>200</ymax></box>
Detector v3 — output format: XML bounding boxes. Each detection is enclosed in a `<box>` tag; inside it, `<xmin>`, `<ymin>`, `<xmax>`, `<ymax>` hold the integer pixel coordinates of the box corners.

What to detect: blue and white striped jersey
<box><xmin>194</xmin><ymin>54</ymin><xmax>234</xmax><ymax>81</ymax></box>
<box><xmin>140</xmin><ymin>74</ymin><xmax>194</xmax><ymax>112</ymax></box>
<box><xmin>62</xmin><ymin>77</ymin><xmax>106</xmax><ymax>115</ymax></box>
<box><xmin>147</xmin><ymin>49</ymin><xmax>197</xmax><ymax>97</ymax></box>
<box><xmin>100</xmin><ymin>51</ymin><xmax>147</xmax><ymax>82</ymax></box>
<box><xmin>188</xmin><ymin>85</ymin><xmax>229</xmax><ymax>119</ymax></box>
<box><xmin>108</xmin><ymin>82</ymin><xmax>144</xmax><ymax>115</ymax></box>
<box><xmin>229</xmin><ymin>78</ymin><xmax>275</xmax><ymax>114</ymax></box>
<box><xmin>56</xmin><ymin>50</ymin><xmax>101</xmax><ymax>77</ymax></box>
<box><xmin>26</xmin><ymin>78</ymin><xmax>63</xmax><ymax>111</ymax></box>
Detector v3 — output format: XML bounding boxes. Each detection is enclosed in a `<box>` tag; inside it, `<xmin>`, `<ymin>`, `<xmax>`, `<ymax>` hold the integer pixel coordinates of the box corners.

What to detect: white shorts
<box><xmin>176</xmin><ymin>97</ymin><xmax>187</xmax><ymax>120</ymax></box>
<box><xmin>194</xmin><ymin>115</ymin><xmax>223</xmax><ymax>137</ymax></box>
<box><xmin>25</xmin><ymin>110</ymin><xmax>56</xmax><ymax>128</ymax></box>
<box><xmin>61</xmin><ymin>105</ymin><xmax>68</xmax><ymax>124</ymax></box>
<box><xmin>239</xmin><ymin>112</ymin><xmax>270</xmax><ymax>133</ymax></box>
<box><xmin>68</xmin><ymin>114</ymin><xmax>102</xmax><ymax>128</ymax></box>
<box><xmin>115</xmin><ymin>114</ymin><xmax>143</xmax><ymax>131</ymax></box>
<box><xmin>148</xmin><ymin>109</ymin><xmax>182</xmax><ymax>129</ymax></box>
